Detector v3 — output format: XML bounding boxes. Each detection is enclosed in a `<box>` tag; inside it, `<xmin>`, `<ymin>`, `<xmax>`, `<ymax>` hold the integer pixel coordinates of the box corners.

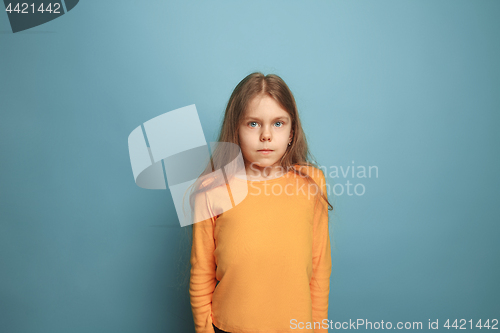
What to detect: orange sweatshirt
<box><xmin>189</xmin><ymin>165</ymin><xmax>332</xmax><ymax>333</ymax></box>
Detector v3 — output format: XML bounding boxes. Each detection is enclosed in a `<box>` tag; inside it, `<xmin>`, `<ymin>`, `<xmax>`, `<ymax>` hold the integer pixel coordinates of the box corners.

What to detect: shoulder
<box><xmin>292</xmin><ymin>164</ymin><xmax>325</xmax><ymax>182</ymax></box>
<box><xmin>191</xmin><ymin>175</ymin><xmax>228</xmax><ymax>225</ymax></box>
<box><xmin>292</xmin><ymin>164</ymin><xmax>327</xmax><ymax>199</ymax></box>
<box><xmin>191</xmin><ymin>174</ymin><xmax>227</xmax><ymax>212</ymax></box>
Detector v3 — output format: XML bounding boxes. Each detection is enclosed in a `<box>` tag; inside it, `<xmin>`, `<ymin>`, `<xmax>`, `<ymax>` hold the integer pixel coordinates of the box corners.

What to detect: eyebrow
<box><xmin>243</xmin><ymin>116</ymin><xmax>290</xmax><ymax>122</ymax></box>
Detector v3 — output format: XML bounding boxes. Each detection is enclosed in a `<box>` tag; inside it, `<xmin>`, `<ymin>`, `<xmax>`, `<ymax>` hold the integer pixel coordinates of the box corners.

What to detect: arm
<box><xmin>189</xmin><ymin>190</ymin><xmax>217</xmax><ymax>333</ymax></box>
<box><xmin>310</xmin><ymin>170</ymin><xmax>332</xmax><ymax>332</ymax></box>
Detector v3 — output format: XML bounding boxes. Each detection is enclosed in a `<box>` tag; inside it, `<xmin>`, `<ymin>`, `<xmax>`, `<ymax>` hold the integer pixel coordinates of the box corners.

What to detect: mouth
<box><xmin>258</xmin><ymin>149</ymin><xmax>273</xmax><ymax>154</ymax></box>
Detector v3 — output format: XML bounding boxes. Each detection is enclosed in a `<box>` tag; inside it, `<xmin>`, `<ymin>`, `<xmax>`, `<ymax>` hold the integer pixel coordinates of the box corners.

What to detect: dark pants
<box><xmin>213</xmin><ymin>323</ymin><xmax>230</xmax><ymax>333</ymax></box>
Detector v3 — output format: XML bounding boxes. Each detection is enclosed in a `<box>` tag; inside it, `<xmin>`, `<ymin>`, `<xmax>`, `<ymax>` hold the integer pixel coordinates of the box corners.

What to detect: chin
<box><xmin>249</xmin><ymin>160</ymin><xmax>279</xmax><ymax>168</ymax></box>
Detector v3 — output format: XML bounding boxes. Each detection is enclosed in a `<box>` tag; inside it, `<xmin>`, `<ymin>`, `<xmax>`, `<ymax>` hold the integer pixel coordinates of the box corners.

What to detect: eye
<box><xmin>248</xmin><ymin>121</ymin><xmax>258</xmax><ymax>128</ymax></box>
<box><xmin>274</xmin><ymin>121</ymin><xmax>284</xmax><ymax>127</ymax></box>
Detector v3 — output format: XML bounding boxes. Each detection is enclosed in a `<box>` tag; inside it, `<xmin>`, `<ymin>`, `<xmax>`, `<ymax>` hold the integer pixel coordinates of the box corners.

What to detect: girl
<box><xmin>188</xmin><ymin>72</ymin><xmax>334</xmax><ymax>333</ymax></box>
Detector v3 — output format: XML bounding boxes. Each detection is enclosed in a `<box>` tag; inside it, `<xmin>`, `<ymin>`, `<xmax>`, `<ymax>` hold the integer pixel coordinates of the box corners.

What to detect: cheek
<box><xmin>239</xmin><ymin>129</ymin><xmax>255</xmax><ymax>144</ymax></box>
<box><xmin>237</xmin><ymin>132</ymin><xmax>251</xmax><ymax>151</ymax></box>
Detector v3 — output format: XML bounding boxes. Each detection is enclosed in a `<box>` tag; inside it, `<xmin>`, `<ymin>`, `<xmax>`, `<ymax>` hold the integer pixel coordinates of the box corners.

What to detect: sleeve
<box><xmin>310</xmin><ymin>170</ymin><xmax>332</xmax><ymax>332</ymax></box>
<box><xmin>189</xmin><ymin>189</ymin><xmax>218</xmax><ymax>333</ymax></box>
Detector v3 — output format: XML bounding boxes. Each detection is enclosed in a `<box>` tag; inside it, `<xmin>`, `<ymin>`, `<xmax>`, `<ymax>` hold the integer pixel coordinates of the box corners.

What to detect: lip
<box><xmin>258</xmin><ymin>149</ymin><xmax>273</xmax><ymax>155</ymax></box>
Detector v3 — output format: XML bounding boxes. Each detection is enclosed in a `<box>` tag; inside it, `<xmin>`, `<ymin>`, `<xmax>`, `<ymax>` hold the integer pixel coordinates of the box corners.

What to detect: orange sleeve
<box><xmin>310</xmin><ymin>170</ymin><xmax>332</xmax><ymax>332</ymax></box>
<box><xmin>189</xmin><ymin>190</ymin><xmax>217</xmax><ymax>333</ymax></box>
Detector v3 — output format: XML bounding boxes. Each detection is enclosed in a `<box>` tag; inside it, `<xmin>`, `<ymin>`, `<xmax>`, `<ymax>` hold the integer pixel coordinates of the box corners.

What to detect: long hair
<box><xmin>175</xmin><ymin>72</ymin><xmax>336</xmax><ymax>291</ymax></box>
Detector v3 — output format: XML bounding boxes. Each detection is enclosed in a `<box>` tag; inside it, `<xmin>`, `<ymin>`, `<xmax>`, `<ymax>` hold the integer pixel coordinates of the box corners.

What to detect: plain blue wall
<box><xmin>1</xmin><ymin>1</ymin><xmax>499</xmax><ymax>332</ymax></box>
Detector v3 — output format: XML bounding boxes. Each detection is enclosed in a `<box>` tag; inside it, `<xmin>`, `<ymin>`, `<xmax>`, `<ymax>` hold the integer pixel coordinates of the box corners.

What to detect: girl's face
<box><xmin>238</xmin><ymin>94</ymin><xmax>293</xmax><ymax>176</ymax></box>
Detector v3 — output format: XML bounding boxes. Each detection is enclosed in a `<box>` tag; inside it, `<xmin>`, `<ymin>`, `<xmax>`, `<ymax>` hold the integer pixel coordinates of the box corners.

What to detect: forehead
<box><xmin>245</xmin><ymin>94</ymin><xmax>289</xmax><ymax>118</ymax></box>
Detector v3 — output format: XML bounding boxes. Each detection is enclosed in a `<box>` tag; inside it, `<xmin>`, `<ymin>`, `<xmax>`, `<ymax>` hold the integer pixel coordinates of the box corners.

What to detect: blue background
<box><xmin>1</xmin><ymin>0</ymin><xmax>499</xmax><ymax>332</ymax></box>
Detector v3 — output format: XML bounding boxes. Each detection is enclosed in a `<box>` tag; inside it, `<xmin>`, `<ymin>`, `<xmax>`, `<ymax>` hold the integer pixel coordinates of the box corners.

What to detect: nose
<box><xmin>260</xmin><ymin>125</ymin><xmax>272</xmax><ymax>142</ymax></box>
